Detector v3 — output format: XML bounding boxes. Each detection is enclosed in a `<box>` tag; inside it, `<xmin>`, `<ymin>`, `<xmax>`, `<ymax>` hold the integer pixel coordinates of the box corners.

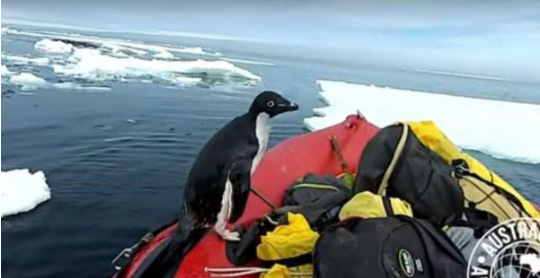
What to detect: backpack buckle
<box><xmin>452</xmin><ymin>159</ymin><xmax>471</xmax><ymax>176</ymax></box>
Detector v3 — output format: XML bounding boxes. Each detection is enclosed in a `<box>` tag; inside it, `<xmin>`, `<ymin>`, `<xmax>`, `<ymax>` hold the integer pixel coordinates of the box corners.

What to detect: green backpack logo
<box><xmin>398</xmin><ymin>249</ymin><xmax>416</xmax><ymax>277</ymax></box>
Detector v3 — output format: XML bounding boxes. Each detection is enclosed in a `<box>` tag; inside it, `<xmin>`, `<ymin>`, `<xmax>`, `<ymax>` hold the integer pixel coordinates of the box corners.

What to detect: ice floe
<box><xmin>174</xmin><ymin>76</ymin><xmax>202</xmax><ymax>85</ymax></box>
<box><xmin>410</xmin><ymin>68</ymin><xmax>512</xmax><ymax>82</ymax></box>
<box><xmin>220</xmin><ymin>57</ymin><xmax>274</xmax><ymax>66</ymax></box>
<box><xmin>5</xmin><ymin>71</ymin><xmax>110</xmax><ymax>92</ymax></box>
<box><xmin>52</xmin><ymin>82</ymin><xmax>111</xmax><ymax>91</ymax></box>
<box><xmin>304</xmin><ymin>80</ymin><xmax>540</xmax><ymax>164</ymax></box>
<box><xmin>154</xmin><ymin>50</ymin><xmax>174</xmax><ymax>59</ymax></box>
<box><xmin>51</xmin><ymin>47</ymin><xmax>261</xmax><ymax>84</ymax></box>
<box><xmin>2</xmin><ymin>65</ymin><xmax>14</xmax><ymax>77</ymax></box>
<box><xmin>99</xmin><ymin>40</ymin><xmax>219</xmax><ymax>57</ymax></box>
<box><xmin>3</xmin><ymin>25</ymin><xmax>260</xmax><ymax>88</ymax></box>
<box><xmin>9</xmin><ymin>72</ymin><xmax>48</xmax><ymax>91</ymax></box>
<box><xmin>1</xmin><ymin>169</ymin><xmax>51</xmax><ymax>218</ymax></box>
<box><xmin>35</xmin><ymin>39</ymin><xmax>74</xmax><ymax>54</ymax></box>
<box><xmin>2</xmin><ymin>54</ymin><xmax>50</xmax><ymax>66</ymax></box>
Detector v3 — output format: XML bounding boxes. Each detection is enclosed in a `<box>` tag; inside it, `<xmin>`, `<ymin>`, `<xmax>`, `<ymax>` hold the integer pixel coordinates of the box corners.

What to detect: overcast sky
<box><xmin>3</xmin><ymin>0</ymin><xmax>540</xmax><ymax>81</ymax></box>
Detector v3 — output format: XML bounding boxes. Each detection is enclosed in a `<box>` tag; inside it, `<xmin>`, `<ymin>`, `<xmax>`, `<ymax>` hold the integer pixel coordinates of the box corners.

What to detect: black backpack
<box><xmin>226</xmin><ymin>174</ymin><xmax>351</xmax><ymax>265</ymax></box>
<box><xmin>313</xmin><ymin>216</ymin><xmax>467</xmax><ymax>278</ymax></box>
<box><xmin>279</xmin><ymin>174</ymin><xmax>352</xmax><ymax>230</ymax></box>
<box><xmin>354</xmin><ymin>123</ymin><xmax>464</xmax><ymax>225</ymax></box>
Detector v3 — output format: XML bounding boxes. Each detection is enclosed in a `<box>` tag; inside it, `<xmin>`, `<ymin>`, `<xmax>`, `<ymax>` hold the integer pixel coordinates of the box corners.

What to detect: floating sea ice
<box><xmin>4</xmin><ymin>27</ymin><xmax>257</xmax><ymax>88</ymax></box>
<box><xmin>52</xmin><ymin>82</ymin><xmax>111</xmax><ymax>91</ymax></box>
<box><xmin>52</xmin><ymin>47</ymin><xmax>261</xmax><ymax>82</ymax></box>
<box><xmin>1</xmin><ymin>54</ymin><xmax>50</xmax><ymax>66</ymax></box>
<box><xmin>174</xmin><ymin>76</ymin><xmax>202</xmax><ymax>85</ymax></box>
<box><xmin>154</xmin><ymin>50</ymin><xmax>174</xmax><ymax>59</ymax></box>
<box><xmin>220</xmin><ymin>57</ymin><xmax>275</xmax><ymax>66</ymax></box>
<box><xmin>1</xmin><ymin>169</ymin><xmax>51</xmax><ymax>218</ymax></box>
<box><xmin>104</xmin><ymin>44</ymin><xmax>148</xmax><ymax>57</ymax></box>
<box><xmin>304</xmin><ymin>80</ymin><xmax>540</xmax><ymax>164</ymax></box>
<box><xmin>9</xmin><ymin>72</ymin><xmax>48</xmax><ymax>91</ymax></box>
<box><xmin>1</xmin><ymin>65</ymin><xmax>14</xmax><ymax>77</ymax></box>
<box><xmin>173</xmin><ymin>46</ymin><xmax>217</xmax><ymax>56</ymax></box>
<box><xmin>35</xmin><ymin>39</ymin><xmax>74</xmax><ymax>54</ymax></box>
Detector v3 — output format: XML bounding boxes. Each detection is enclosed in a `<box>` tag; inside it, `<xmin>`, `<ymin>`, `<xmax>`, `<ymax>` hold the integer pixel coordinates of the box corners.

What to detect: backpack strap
<box><xmin>453</xmin><ymin>159</ymin><xmax>531</xmax><ymax>218</ymax></box>
<box><xmin>261</xmin><ymin>253</ymin><xmax>313</xmax><ymax>268</ymax></box>
<box><xmin>399</xmin><ymin>216</ymin><xmax>466</xmax><ymax>265</ymax></box>
<box><xmin>382</xmin><ymin>197</ymin><xmax>395</xmax><ymax>216</ymax></box>
<box><xmin>378</xmin><ymin>124</ymin><xmax>409</xmax><ymax>195</ymax></box>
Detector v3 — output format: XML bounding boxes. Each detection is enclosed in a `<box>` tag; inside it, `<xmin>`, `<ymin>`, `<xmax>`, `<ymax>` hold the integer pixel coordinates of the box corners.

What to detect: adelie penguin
<box><xmin>183</xmin><ymin>91</ymin><xmax>298</xmax><ymax>241</ymax></box>
<box><xmin>139</xmin><ymin>91</ymin><xmax>298</xmax><ymax>278</ymax></box>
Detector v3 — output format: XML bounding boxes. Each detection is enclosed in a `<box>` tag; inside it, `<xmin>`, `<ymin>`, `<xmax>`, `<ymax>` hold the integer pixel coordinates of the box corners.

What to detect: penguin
<box><xmin>183</xmin><ymin>90</ymin><xmax>298</xmax><ymax>241</ymax></box>
<box><xmin>137</xmin><ymin>91</ymin><xmax>298</xmax><ymax>278</ymax></box>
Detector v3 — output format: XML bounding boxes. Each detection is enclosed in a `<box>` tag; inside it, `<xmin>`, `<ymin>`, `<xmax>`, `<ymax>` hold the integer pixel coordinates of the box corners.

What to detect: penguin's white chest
<box><xmin>252</xmin><ymin>113</ymin><xmax>270</xmax><ymax>174</ymax></box>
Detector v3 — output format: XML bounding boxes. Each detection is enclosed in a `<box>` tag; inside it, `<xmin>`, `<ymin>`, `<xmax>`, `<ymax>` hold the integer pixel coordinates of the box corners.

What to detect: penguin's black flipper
<box><xmin>228</xmin><ymin>160</ymin><xmax>252</xmax><ymax>224</ymax></box>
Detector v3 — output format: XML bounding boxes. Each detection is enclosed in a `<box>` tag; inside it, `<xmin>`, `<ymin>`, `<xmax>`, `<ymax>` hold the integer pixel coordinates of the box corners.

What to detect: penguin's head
<box><xmin>249</xmin><ymin>91</ymin><xmax>299</xmax><ymax>118</ymax></box>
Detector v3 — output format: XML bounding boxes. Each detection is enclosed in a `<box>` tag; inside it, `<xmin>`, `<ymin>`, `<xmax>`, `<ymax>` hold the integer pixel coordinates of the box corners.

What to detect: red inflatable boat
<box><xmin>116</xmin><ymin>115</ymin><xmax>379</xmax><ymax>278</ymax></box>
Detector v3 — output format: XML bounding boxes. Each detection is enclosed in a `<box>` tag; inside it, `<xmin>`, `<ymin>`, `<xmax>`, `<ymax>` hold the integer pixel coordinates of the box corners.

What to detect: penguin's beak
<box><xmin>278</xmin><ymin>101</ymin><xmax>299</xmax><ymax>112</ymax></box>
<box><xmin>287</xmin><ymin>102</ymin><xmax>299</xmax><ymax>111</ymax></box>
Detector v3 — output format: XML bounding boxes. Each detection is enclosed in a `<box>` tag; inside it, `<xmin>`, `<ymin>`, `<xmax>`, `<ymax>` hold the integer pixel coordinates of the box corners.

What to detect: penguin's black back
<box><xmin>183</xmin><ymin>113</ymin><xmax>259</xmax><ymax>225</ymax></box>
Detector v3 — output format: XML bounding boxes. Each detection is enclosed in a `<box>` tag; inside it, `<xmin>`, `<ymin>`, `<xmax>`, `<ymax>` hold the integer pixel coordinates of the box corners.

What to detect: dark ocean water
<box><xmin>2</xmin><ymin>24</ymin><xmax>539</xmax><ymax>278</ymax></box>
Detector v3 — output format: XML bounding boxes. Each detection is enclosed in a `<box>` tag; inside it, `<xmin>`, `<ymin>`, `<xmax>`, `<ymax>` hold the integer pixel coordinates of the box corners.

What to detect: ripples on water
<box><xmin>1</xmin><ymin>80</ymin><xmax>305</xmax><ymax>277</ymax></box>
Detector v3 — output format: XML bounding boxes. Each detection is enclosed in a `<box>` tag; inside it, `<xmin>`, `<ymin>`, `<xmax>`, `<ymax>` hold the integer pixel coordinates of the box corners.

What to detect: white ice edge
<box><xmin>410</xmin><ymin>68</ymin><xmax>512</xmax><ymax>82</ymax></box>
<box><xmin>2</xmin><ymin>54</ymin><xmax>50</xmax><ymax>66</ymax></box>
<box><xmin>7</xmin><ymin>72</ymin><xmax>111</xmax><ymax>91</ymax></box>
<box><xmin>35</xmin><ymin>39</ymin><xmax>73</xmax><ymax>54</ymax></box>
<box><xmin>2</xmin><ymin>65</ymin><xmax>14</xmax><ymax>77</ymax></box>
<box><xmin>304</xmin><ymin>80</ymin><xmax>540</xmax><ymax>164</ymax></box>
<box><xmin>220</xmin><ymin>57</ymin><xmax>275</xmax><ymax>66</ymax></box>
<box><xmin>1</xmin><ymin>169</ymin><xmax>51</xmax><ymax>218</ymax></box>
<box><xmin>154</xmin><ymin>50</ymin><xmax>174</xmax><ymax>59</ymax></box>
<box><xmin>50</xmin><ymin>48</ymin><xmax>261</xmax><ymax>82</ymax></box>
<box><xmin>9</xmin><ymin>72</ymin><xmax>48</xmax><ymax>91</ymax></box>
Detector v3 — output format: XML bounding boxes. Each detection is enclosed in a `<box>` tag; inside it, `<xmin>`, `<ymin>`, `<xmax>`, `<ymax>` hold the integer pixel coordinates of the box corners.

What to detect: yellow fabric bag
<box><xmin>406</xmin><ymin>121</ymin><xmax>540</xmax><ymax>219</ymax></box>
<box><xmin>257</xmin><ymin>213</ymin><xmax>318</xmax><ymax>278</ymax></box>
<box><xmin>261</xmin><ymin>264</ymin><xmax>292</xmax><ymax>278</ymax></box>
<box><xmin>260</xmin><ymin>264</ymin><xmax>313</xmax><ymax>278</ymax></box>
<box><xmin>339</xmin><ymin>191</ymin><xmax>413</xmax><ymax>220</ymax></box>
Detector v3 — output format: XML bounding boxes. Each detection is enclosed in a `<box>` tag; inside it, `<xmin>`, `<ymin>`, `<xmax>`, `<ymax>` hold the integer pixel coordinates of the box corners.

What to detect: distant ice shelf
<box><xmin>35</xmin><ymin>39</ymin><xmax>74</xmax><ymax>54</ymax></box>
<box><xmin>220</xmin><ymin>57</ymin><xmax>275</xmax><ymax>66</ymax></box>
<box><xmin>1</xmin><ymin>26</ymin><xmax>262</xmax><ymax>89</ymax></box>
<box><xmin>304</xmin><ymin>80</ymin><xmax>540</xmax><ymax>164</ymax></box>
<box><xmin>1</xmin><ymin>169</ymin><xmax>51</xmax><ymax>218</ymax></box>
<box><xmin>51</xmin><ymin>47</ymin><xmax>261</xmax><ymax>83</ymax></box>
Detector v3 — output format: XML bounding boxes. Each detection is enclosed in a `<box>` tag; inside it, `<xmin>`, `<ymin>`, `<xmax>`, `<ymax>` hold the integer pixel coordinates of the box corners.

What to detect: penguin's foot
<box><xmin>219</xmin><ymin>229</ymin><xmax>241</xmax><ymax>242</ymax></box>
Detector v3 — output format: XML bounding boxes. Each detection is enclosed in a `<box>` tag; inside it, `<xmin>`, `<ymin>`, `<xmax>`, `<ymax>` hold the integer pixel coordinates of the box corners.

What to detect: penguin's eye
<box><xmin>267</xmin><ymin>101</ymin><xmax>275</xmax><ymax>108</ymax></box>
